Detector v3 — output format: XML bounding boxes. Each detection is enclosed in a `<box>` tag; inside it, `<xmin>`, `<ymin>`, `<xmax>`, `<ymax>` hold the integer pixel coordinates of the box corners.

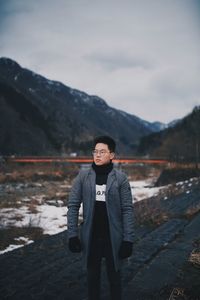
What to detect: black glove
<box><xmin>119</xmin><ymin>241</ymin><xmax>133</xmax><ymax>259</ymax></box>
<box><xmin>68</xmin><ymin>236</ymin><xmax>82</xmax><ymax>253</ymax></box>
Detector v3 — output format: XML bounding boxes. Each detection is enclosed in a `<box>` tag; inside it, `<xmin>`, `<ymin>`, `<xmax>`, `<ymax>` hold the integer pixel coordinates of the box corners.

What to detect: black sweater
<box><xmin>91</xmin><ymin>162</ymin><xmax>113</xmax><ymax>240</ymax></box>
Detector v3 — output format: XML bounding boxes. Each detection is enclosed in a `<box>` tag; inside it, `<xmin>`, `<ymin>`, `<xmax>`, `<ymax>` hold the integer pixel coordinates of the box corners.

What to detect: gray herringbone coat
<box><xmin>67</xmin><ymin>167</ymin><xmax>134</xmax><ymax>270</ymax></box>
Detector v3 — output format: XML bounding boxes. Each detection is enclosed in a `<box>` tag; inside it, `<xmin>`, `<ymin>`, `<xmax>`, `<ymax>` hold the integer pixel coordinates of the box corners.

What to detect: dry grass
<box><xmin>189</xmin><ymin>251</ymin><xmax>200</xmax><ymax>268</ymax></box>
<box><xmin>122</xmin><ymin>164</ymin><xmax>163</xmax><ymax>181</ymax></box>
<box><xmin>134</xmin><ymin>175</ymin><xmax>200</xmax><ymax>226</ymax></box>
<box><xmin>188</xmin><ymin>239</ymin><xmax>200</xmax><ymax>269</ymax></box>
<box><xmin>167</xmin><ymin>239</ymin><xmax>200</xmax><ymax>300</ymax></box>
<box><xmin>28</xmin><ymin>200</ymin><xmax>39</xmax><ymax>214</ymax></box>
<box><xmin>0</xmin><ymin>164</ymin><xmax>72</xmax><ymax>251</ymax></box>
<box><xmin>168</xmin><ymin>287</ymin><xmax>187</xmax><ymax>300</ymax></box>
<box><xmin>1</xmin><ymin>162</ymin><xmax>199</xmax><ymax>252</ymax></box>
<box><xmin>0</xmin><ymin>162</ymin><xmax>79</xmax><ymax>184</ymax></box>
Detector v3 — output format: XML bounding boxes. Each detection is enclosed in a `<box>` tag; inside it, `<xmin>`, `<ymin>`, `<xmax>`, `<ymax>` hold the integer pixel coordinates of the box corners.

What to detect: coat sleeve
<box><xmin>119</xmin><ymin>174</ymin><xmax>134</xmax><ymax>242</ymax></box>
<box><xmin>67</xmin><ymin>171</ymin><xmax>83</xmax><ymax>238</ymax></box>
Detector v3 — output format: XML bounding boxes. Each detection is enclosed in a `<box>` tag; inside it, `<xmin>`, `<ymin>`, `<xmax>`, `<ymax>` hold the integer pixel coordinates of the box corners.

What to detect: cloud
<box><xmin>0</xmin><ymin>0</ymin><xmax>200</xmax><ymax>122</ymax></box>
<box><xmin>85</xmin><ymin>52</ymin><xmax>153</xmax><ymax>71</ymax></box>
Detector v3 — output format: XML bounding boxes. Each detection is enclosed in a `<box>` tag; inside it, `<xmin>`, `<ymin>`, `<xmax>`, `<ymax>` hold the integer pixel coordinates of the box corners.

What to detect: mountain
<box><xmin>137</xmin><ymin>106</ymin><xmax>200</xmax><ymax>163</ymax></box>
<box><xmin>142</xmin><ymin>121</ymin><xmax>168</xmax><ymax>132</ymax></box>
<box><xmin>0</xmin><ymin>57</ymin><xmax>164</xmax><ymax>156</ymax></box>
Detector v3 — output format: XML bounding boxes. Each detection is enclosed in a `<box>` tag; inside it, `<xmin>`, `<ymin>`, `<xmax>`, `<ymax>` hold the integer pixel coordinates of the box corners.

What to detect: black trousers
<box><xmin>87</xmin><ymin>237</ymin><xmax>122</xmax><ymax>300</ymax></box>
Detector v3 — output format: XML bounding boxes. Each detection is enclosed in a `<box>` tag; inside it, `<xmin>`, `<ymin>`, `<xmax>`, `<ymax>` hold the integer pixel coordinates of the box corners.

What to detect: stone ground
<box><xmin>0</xmin><ymin>188</ymin><xmax>200</xmax><ymax>300</ymax></box>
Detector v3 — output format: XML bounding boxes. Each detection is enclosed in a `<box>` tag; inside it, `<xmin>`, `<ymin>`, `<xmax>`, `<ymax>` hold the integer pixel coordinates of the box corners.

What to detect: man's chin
<box><xmin>94</xmin><ymin>161</ymin><xmax>103</xmax><ymax>165</ymax></box>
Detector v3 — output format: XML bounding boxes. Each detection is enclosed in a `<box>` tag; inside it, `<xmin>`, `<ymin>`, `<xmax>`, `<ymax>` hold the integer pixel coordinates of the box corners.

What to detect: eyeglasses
<box><xmin>92</xmin><ymin>150</ymin><xmax>112</xmax><ymax>156</ymax></box>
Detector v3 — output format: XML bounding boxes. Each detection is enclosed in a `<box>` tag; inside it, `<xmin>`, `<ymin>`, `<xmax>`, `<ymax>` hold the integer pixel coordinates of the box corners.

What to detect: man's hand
<box><xmin>119</xmin><ymin>241</ymin><xmax>133</xmax><ymax>259</ymax></box>
<box><xmin>68</xmin><ymin>236</ymin><xmax>82</xmax><ymax>253</ymax></box>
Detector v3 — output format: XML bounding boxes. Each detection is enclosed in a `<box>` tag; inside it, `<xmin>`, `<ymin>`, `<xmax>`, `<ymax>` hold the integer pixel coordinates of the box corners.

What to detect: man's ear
<box><xmin>110</xmin><ymin>152</ymin><xmax>115</xmax><ymax>160</ymax></box>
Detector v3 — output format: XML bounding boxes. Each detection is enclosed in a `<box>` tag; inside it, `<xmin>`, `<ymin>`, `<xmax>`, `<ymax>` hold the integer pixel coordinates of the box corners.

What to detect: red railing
<box><xmin>5</xmin><ymin>156</ymin><xmax>170</xmax><ymax>165</ymax></box>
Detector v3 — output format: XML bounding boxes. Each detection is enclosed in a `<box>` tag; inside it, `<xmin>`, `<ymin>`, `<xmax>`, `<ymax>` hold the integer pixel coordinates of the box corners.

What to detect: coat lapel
<box><xmin>106</xmin><ymin>169</ymin><xmax>116</xmax><ymax>193</ymax></box>
<box><xmin>88</xmin><ymin>168</ymin><xmax>96</xmax><ymax>201</ymax></box>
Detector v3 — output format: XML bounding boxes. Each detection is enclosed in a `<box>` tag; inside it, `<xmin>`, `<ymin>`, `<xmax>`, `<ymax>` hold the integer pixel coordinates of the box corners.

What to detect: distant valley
<box><xmin>0</xmin><ymin>57</ymin><xmax>199</xmax><ymax>161</ymax></box>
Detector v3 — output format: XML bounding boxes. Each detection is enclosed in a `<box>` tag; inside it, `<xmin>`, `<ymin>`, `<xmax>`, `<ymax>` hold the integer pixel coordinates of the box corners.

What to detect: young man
<box><xmin>67</xmin><ymin>136</ymin><xmax>134</xmax><ymax>300</ymax></box>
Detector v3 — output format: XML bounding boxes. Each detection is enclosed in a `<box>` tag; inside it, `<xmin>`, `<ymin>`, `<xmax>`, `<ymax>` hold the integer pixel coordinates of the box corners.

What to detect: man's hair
<box><xmin>93</xmin><ymin>135</ymin><xmax>116</xmax><ymax>152</ymax></box>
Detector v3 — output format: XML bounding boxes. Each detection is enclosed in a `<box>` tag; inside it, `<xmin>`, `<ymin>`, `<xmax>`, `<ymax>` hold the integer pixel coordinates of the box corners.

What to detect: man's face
<box><xmin>93</xmin><ymin>143</ymin><xmax>115</xmax><ymax>166</ymax></box>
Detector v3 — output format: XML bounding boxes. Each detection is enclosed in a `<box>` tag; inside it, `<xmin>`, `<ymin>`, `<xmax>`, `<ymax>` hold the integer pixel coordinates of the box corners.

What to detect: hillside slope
<box><xmin>137</xmin><ymin>106</ymin><xmax>200</xmax><ymax>163</ymax></box>
<box><xmin>0</xmin><ymin>57</ymin><xmax>162</xmax><ymax>155</ymax></box>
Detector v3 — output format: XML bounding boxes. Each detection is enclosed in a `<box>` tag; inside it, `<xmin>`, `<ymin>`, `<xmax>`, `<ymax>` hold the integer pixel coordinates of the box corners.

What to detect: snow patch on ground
<box><xmin>0</xmin><ymin>204</ymin><xmax>67</xmax><ymax>235</ymax></box>
<box><xmin>130</xmin><ymin>179</ymin><xmax>164</xmax><ymax>202</ymax></box>
<box><xmin>0</xmin><ymin>177</ymin><xmax>198</xmax><ymax>254</ymax></box>
<box><xmin>0</xmin><ymin>237</ymin><xmax>33</xmax><ymax>254</ymax></box>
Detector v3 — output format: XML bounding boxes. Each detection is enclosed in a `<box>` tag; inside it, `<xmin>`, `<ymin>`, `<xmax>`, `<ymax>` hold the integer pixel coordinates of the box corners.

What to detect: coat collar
<box><xmin>88</xmin><ymin>167</ymin><xmax>116</xmax><ymax>193</ymax></box>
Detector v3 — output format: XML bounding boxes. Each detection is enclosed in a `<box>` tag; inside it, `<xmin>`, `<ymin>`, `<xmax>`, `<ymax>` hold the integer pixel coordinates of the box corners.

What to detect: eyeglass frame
<box><xmin>92</xmin><ymin>149</ymin><xmax>114</xmax><ymax>156</ymax></box>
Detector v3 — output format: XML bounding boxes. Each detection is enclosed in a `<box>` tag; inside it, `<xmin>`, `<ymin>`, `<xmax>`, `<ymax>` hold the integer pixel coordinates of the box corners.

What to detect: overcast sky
<box><xmin>0</xmin><ymin>0</ymin><xmax>200</xmax><ymax>123</ymax></box>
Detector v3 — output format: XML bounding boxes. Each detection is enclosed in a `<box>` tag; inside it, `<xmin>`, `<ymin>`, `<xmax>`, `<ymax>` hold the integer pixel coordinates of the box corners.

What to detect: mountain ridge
<box><xmin>137</xmin><ymin>105</ymin><xmax>200</xmax><ymax>163</ymax></box>
<box><xmin>0</xmin><ymin>57</ymin><xmax>166</xmax><ymax>155</ymax></box>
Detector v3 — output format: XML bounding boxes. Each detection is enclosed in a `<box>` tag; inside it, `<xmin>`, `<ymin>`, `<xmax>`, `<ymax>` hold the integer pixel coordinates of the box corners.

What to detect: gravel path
<box><xmin>0</xmin><ymin>190</ymin><xmax>200</xmax><ymax>300</ymax></box>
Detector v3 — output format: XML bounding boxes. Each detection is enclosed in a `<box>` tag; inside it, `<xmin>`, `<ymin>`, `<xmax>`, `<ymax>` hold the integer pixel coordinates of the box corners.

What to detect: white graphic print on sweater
<box><xmin>96</xmin><ymin>184</ymin><xmax>106</xmax><ymax>202</ymax></box>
